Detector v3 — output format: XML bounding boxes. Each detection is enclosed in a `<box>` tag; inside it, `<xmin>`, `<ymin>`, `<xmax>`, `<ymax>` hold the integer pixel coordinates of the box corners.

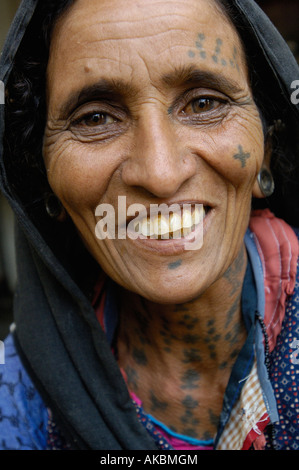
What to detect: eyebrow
<box><xmin>58</xmin><ymin>65</ymin><xmax>246</xmax><ymax>118</ymax></box>
<box><xmin>58</xmin><ymin>78</ymin><xmax>138</xmax><ymax>118</ymax></box>
<box><xmin>162</xmin><ymin>65</ymin><xmax>245</xmax><ymax>95</ymax></box>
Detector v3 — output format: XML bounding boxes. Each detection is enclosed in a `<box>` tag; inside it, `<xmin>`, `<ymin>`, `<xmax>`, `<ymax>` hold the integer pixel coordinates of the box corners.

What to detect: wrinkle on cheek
<box><xmin>43</xmin><ymin>132</ymin><xmax>75</xmax><ymax>187</ymax></box>
<box><xmin>44</xmin><ymin>141</ymin><xmax>113</xmax><ymax>215</ymax></box>
<box><xmin>223</xmin><ymin>108</ymin><xmax>264</xmax><ymax>152</ymax></box>
<box><xmin>43</xmin><ymin>118</ymin><xmax>70</xmax><ymax>150</ymax></box>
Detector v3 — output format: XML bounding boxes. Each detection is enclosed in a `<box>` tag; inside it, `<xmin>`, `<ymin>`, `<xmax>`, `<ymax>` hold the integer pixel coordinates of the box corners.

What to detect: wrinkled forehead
<box><xmin>47</xmin><ymin>0</ymin><xmax>248</xmax><ymax>98</ymax></box>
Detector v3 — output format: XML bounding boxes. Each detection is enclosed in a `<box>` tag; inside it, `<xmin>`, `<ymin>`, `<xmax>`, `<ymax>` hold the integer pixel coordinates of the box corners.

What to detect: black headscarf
<box><xmin>0</xmin><ymin>0</ymin><xmax>298</xmax><ymax>449</ymax></box>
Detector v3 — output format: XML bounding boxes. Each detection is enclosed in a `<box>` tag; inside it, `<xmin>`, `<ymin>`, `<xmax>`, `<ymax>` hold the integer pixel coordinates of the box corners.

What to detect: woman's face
<box><xmin>44</xmin><ymin>0</ymin><xmax>265</xmax><ymax>303</ymax></box>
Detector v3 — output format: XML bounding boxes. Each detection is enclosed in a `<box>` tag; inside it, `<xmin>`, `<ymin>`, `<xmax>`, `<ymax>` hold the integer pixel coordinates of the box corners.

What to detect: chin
<box><xmin>133</xmin><ymin>278</ymin><xmax>203</xmax><ymax>305</ymax></box>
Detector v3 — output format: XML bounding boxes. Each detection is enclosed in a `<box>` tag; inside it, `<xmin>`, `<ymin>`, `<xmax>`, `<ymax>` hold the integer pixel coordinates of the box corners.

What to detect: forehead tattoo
<box><xmin>189</xmin><ymin>33</ymin><xmax>240</xmax><ymax>71</ymax></box>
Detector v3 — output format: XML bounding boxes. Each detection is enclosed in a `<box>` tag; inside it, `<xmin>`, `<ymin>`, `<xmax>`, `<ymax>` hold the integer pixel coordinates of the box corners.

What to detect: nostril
<box><xmin>121</xmin><ymin>154</ymin><xmax>197</xmax><ymax>199</ymax></box>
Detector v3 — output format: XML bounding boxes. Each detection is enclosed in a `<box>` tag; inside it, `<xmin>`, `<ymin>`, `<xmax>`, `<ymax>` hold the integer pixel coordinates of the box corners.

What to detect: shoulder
<box><xmin>0</xmin><ymin>332</ymin><xmax>49</xmax><ymax>450</ymax></box>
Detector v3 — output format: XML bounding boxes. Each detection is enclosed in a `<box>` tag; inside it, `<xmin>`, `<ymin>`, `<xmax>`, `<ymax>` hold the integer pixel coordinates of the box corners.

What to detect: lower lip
<box><xmin>126</xmin><ymin>209</ymin><xmax>213</xmax><ymax>256</ymax></box>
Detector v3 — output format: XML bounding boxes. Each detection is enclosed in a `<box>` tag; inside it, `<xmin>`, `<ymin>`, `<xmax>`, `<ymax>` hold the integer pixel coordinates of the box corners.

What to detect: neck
<box><xmin>117</xmin><ymin>246</ymin><xmax>248</xmax><ymax>441</ymax></box>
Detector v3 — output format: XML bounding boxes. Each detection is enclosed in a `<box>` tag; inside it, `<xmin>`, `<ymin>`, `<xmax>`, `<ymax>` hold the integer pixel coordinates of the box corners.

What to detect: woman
<box><xmin>0</xmin><ymin>0</ymin><xmax>298</xmax><ymax>450</ymax></box>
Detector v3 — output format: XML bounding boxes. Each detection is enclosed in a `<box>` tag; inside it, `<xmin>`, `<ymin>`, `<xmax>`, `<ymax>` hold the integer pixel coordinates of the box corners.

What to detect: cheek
<box><xmin>190</xmin><ymin>113</ymin><xmax>264</xmax><ymax>190</ymax></box>
<box><xmin>216</xmin><ymin>138</ymin><xmax>263</xmax><ymax>187</ymax></box>
<box><xmin>43</xmin><ymin>137</ymin><xmax>119</xmax><ymax>213</ymax></box>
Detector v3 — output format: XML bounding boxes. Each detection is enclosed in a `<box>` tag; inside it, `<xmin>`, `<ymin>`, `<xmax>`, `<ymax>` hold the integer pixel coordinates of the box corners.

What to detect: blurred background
<box><xmin>0</xmin><ymin>0</ymin><xmax>20</xmax><ymax>340</ymax></box>
<box><xmin>258</xmin><ymin>0</ymin><xmax>299</xmax><ymax>61</ymax></box>
<box><xmin>0</xmin><ymin>0</ymin><xmax>298</xmax><ymax>339</ymax></box>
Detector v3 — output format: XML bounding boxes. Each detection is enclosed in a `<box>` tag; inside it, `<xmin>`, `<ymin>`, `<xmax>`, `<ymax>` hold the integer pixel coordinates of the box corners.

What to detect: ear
<box><xmin>252</xmin><ymin>135</ymin><xmax>273</xmax><ymax>199</ymax></box>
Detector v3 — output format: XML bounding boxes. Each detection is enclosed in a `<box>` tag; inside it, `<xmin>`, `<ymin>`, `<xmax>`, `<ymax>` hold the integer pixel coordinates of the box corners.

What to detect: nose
<box><xmin>121</xmin><ymin>110</ymin><xmax>196</xmax><ymax>198</ymax></box>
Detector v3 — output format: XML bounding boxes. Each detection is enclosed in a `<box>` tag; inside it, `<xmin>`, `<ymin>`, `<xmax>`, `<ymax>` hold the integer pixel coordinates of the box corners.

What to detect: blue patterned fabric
<box><xmin>0</xmin><ymin>333</ymin><xmax>48</xmax><ymax>449</ymax></box>
<box><xmin>0</xmin><ymin>333</ymin><xmax>71</xmax><ymax>450</ymax></box>
<box><xmin>267</xmin><ymin>236</ymin><xmax>299</xmax><ymax>450</ymax></box>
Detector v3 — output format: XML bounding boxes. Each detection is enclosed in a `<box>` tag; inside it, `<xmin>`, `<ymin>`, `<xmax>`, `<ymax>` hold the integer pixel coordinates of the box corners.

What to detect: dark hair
<box><xmin>4</xmin><ymin>0</ymin><xmax>76</xmax><ymax>211</ymax></box>
<box><xmin>4</xmin><ymin>0</ymin><xmax>299</xmax><ymax>229</ymax></box>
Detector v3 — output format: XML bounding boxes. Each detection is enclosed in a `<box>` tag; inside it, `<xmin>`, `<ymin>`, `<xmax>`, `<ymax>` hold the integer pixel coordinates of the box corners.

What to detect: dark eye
<box><xmin>184</xmin><ymin>97</ymin><xmax>216</xmax><ymax>114</ymax></box>
<box><xmin>76</xmin><ymin>112</ymin><xmax>116</xmax><ymax>127</ymax></box>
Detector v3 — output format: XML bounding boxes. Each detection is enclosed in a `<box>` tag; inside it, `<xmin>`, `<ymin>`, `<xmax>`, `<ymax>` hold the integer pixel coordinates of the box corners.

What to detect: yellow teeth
<box><xmin>141</xmin><ymin>218</ymin><xmax>154</xmax><ymax>237</ymax></box>
<box><xmin>192</xmin><ymin>206</ymin><xmax>202</xmax><ymax>225</ymax></box>
<box><xmin>133</xmin><ymin>205</ymin><xmax>204</xmax><ymax>239</ymax></box>
<box><xmin>153</xmin><ymin>214</ymin><xmax>170</xmax><ymax>237</ymax></box>
<box><xmin>182</xmin><ymin>209</ymin><xmax>193</xmax><ymax>228</ymax></box>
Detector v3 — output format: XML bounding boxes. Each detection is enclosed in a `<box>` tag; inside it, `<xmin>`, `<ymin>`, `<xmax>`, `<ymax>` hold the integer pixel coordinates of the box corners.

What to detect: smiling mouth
<box><xmin>127</xmin><ymin>204</ymin><xmax>209</xmax><ymax>240</ymax></box>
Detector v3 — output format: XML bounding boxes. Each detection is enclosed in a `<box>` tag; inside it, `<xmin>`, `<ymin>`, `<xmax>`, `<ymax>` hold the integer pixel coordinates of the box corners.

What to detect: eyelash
<box><xmin>72</xmin><ymin>112</ymin><xmax>117</xmax><ymax>127</ymax></box>
<box><xmin>177</xmin><ymin>86</ymin><xmax>230</xmax><ymax>117</ymax></box>
<box><xmin>181</xmin><ymin>96</ymin><xmax>227</xmax><ymax>116</ymax></box>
